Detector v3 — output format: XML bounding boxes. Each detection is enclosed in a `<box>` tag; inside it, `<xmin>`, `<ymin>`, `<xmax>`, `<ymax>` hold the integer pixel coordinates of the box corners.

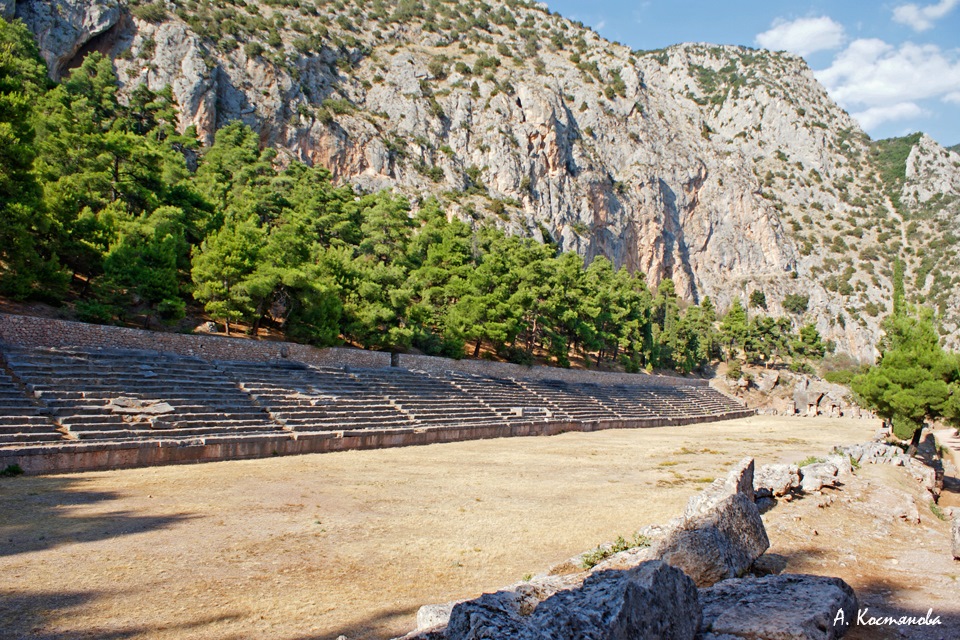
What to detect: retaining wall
<box><xmin>0</xmin><ymin>313</ymin><xmax>705</xmax><ymax>387</ymax></box>
<box><xmin>0</xmin><ymin>410</ymin><xmax>755</xmax><ymax>475</ymax></box>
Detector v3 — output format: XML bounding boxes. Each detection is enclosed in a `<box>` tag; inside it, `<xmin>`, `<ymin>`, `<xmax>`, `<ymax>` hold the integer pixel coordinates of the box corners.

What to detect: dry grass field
<box><xmin>2</xmin><ymin>416</ymin><xmax>956</xmax><ymax>640</ymax></box>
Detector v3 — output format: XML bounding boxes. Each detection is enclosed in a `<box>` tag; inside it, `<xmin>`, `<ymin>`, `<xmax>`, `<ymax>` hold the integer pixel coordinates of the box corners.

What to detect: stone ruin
<box><xmin>396</xmin><ymin>458</ymin><xmax>859</xmax><ymax>640</ymax></box>
<box><xmin>723</xmin><ymin>368</ymin><xmax>873</xmax><ymax>419</ymax></box>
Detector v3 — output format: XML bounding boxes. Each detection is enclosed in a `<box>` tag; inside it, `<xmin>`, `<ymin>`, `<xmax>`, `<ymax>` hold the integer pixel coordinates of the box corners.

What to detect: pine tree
<box><xmin>191</xmin><ymin>215</ymin><xmax>266</xmax><ymax>334</ymax></box>
<box><xmin>852</xmin><ymin>306</ymin><xmax>960</xmax><ymax>452</ymax></box>
<box><xmin>0</xmin><ymin>18</ymin><xmax>68</xmax><ymax>298</ymax></box>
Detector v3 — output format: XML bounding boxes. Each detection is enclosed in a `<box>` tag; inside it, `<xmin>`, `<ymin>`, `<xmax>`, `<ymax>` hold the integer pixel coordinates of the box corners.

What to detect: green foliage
<box><xmin>580</xmin><ymin>533</ymin><xmax>650</xmax><ymax>569</ymax></box>
<box><xmin>0</xmin><ymin>463</ymin><xmax>24</xmax><ymax>477</ymax></box>
<box><xmin>0</xmin><ymin>18</ymin><xmax>64</xmax><ymax>299</ymax></box>
<box><xmin>852</xmin><ymin>305</ymin><xmax>960</xmax><ymax>442</ymax></box>
<box><xmin>749</xmin><ymin>290</ymin><xmax>767</xmax><ymax>310</ymax></box>
<box><xmin>783</xmin><ymin>294</ymin><xmax>809</xmax><ymax>315</ymax></box>
<box><xmin>870</xmin><ymin>133</ymin><xmax>923</xmax><ymax>213</ymax></box>
<box><xmin>130</xmin><ymin>2</ymin><xmax>169</xmax><ymax>23</ymax></box>
<box><xmin>929</xmin><ymin>501</ymin><xmax>947</xmax><ymax>521</ymax></box>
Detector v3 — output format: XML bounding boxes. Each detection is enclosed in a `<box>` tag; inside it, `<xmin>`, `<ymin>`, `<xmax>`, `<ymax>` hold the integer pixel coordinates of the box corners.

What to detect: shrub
<box><xmin>131</xmin><ymin>3</ymin><xmax>168</xmax><ymax>23</ymax></box>
<box><xmin>581</xmin><ymin>534</ymin><xmax>650</xmax><ymax>569</ymax></box>
<box><xmin>1</xmin><ymin>464</ymin><xmax>24</xmax><ymax>477</ymax></box>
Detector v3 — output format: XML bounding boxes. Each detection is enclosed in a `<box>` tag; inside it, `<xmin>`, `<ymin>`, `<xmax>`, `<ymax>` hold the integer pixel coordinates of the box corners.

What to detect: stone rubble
<box><xmin>397</xmin><ymin>456</ymin><xmax>856</xmax><ymax>640</ymax></box>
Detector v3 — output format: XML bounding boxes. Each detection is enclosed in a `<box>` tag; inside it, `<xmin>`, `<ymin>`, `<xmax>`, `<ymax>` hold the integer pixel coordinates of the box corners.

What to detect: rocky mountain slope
<box><xmin>8</xmin><ymin>0</ymin><xmax>960</xmax><ymax>360</ymax></box>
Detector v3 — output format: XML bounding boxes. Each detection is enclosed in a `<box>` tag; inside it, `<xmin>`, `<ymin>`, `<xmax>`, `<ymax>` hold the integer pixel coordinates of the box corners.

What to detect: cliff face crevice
<box><xmin>10</xmin><ymin>0</ymin><xmax>960</xmax><ymax>360</ymax></box>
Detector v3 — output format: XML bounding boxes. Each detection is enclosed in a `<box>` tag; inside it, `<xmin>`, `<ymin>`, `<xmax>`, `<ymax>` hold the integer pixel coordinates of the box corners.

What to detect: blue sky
<box><xmin>544</xmin><ymin>1</ymin><xmax>960</xmax><ymax>147</ymax></box>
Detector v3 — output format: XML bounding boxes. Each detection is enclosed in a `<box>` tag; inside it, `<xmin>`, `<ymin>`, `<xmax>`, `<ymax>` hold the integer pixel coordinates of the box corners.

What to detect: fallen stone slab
<box><xmin>800</xmin><ymin>461</ymin><xmax>838</xmax><ymax>493</ymax></box>
<box><xmin>443</xmin><ymin>561</ymin><xmax>700</xmax><ymax>640</ymax></box>
<box><xmin>656</xmin><ymin>458</ymin><xmax>769</xmax><ymax>587</ymax></box>
<box><xmin>754</xmin><ymin>463</ymin><xmax>800</xmax><ymax>497</ymax></box>
<box><xmin>106</xmin><ymin>397</ymin><xmax>175</xmax><ymax>415</ymax></box>
<box><xmin>527</xmin><ymin>561</ymin><xmax>700</xmax><ymax>640</ymax></box>
<box><xmin>699</xmin><ymin>573</ymin><xmax>858</xmax><ymax>639</ymax></box>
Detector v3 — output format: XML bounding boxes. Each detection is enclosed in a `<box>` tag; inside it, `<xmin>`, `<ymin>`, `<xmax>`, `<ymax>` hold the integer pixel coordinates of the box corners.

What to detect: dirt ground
<box><xmin>1</xmin><ymin>416</ymin><xmax>957</xmax><ymax>640</ymax></box>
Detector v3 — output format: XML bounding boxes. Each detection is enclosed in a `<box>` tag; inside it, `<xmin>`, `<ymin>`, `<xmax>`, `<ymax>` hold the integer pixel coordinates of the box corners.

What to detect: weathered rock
<box><xmin>445</xmin><ymin>562</ymin><xmax>700</xmax><ymax>640</ymax></box>
<box><xmin>445</xmin><ymin>590</ymin><xmax>527</xmax><ymax>639</ymax></box>
<box><xmin>755</xmin><ymin>496</ymin><xmax>776</xmax><ymax>513</ymax></box>
<box><xmin>868</xmin><ymin>488</ymin><xmax>920</xmax><ymax>523</ymax></box>
<box><xmin>754</xmin><ymin>463</ymin><xmax>801</xmax><ymax>497</ymax></box>
<box><xmin>906</xmin><ymin>458</ymin><xmax>939</xmax><ymax>499</ymax></box>
<box><xmin>528</xmin><ymin>562</ymin><xmax>700</xmax><ymax>640</ymax></box>
<box><xmin>684</xmin><ymin>457</ymin><xmax>756</xmax><ymax>516</ymax></box>
<box><xmin>15</xmin><ymin>0</ymin><xmax>121</xmax><ymax>79</ymax></box>
<box><xmin>800</xmin><ymin>474</ymin><xmax>824</xmax><ymax>493</ymax></box>
<box><xmin>825</xmin><ymin>454</ymin><xmax>853</xmax><ymax>476</ymax></box>
<box><xmin>799</xmin><ymin>462</ymin><xmax>838</xmax><ymax>493</ymax></box>
<box><xmin>699</xmin><ymin>574</ymin><xmax>858</xmax><ymax>639</ymax></box>
<box><xmin>657</xmin><ymin>458</ymin><xmax>769</xmax><ymax>586</ymax></box>
<box><xmin>106</xmin><ymin>397</ymin><xmax>175</xmax><ymax>415</ymax></box>
<box><xmin>0</xmin><ymin>0</ymin><xmax>15</xmax><ymax>21</ymax></box>
<box><xmin>755</xmin><ymin>370</ymin><xmax>780</xmax><ymax>393</ymax></box>
<box><xmin>397</xmin><ymin>629</ymin><xmax>446</xmax><ymax>640</ymax></box>
<box><xmin>952</xmin><ymin>514</ymin><xmax>960</xmax><ymax>561</ymax></box>
<box><xmin>417</xmin><ymin>603</ymin><xmax>457</xmax><ymax>632</ymax></box>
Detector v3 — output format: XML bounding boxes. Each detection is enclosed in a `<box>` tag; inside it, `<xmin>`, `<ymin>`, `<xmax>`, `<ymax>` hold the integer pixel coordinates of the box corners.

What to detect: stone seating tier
<box><xmin>0</xmin><ymin>347</ymin><xmax>751</xmax><ymax>459</ymax></box>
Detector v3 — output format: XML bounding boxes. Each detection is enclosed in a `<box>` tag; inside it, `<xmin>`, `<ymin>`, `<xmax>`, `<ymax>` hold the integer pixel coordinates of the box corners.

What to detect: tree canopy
<box><xmin>852</xmin><ymin>306</ymin><xmax>960</xmax><ymax>445</ymax></box>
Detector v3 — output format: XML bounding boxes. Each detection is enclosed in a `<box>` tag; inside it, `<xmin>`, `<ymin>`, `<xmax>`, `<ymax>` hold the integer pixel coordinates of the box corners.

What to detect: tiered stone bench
<box><xmin>0</xmin><ymin>342</ymin><xmax>753</xmax><ymax>474</ymax></box>
<box><xmin>0</xmin><ymin>367</ymin><xmax>62</xmax><ymax>446</ymax></box>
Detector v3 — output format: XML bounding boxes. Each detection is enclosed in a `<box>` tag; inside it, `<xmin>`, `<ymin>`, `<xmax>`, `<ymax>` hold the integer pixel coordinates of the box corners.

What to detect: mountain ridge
<box><xmin>8</xmin><ymin>0</ymin><xmax>960</xmax><ymax>361</ymax></box>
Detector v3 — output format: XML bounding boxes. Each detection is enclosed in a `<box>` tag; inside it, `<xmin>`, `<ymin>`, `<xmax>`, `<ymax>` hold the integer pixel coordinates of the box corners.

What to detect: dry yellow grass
<box><xmin>0</xmin><ymin>416</ymin><xmax>882</xmax><ymax>639</ymax></box>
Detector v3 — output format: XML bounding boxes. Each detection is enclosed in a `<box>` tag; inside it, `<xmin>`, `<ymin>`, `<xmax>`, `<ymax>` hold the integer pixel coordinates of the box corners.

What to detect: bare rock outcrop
<box><xmin>1</xmin><ymin>0</ymin><xmax>15</xmax><ymax>21</ymax></box>
<box><xmin>15</xmin><ymin>0</ymin><xmax>121</xmax><ymax>79</ymax></box>
<box><xmin>699</xmin><ymin>574</ymin><xmax>858</xmax><ymax>640</ymax></box>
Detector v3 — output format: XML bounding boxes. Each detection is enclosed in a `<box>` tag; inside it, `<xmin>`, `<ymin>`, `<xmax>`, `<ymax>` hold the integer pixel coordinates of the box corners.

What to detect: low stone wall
<box><xmin>0</xmin><ymin>410</ymin><xmax>754</xmax><ymax>475</ymax></box>
<box><xmin>0</xmin><ymin>313</ymin><xmax>390</xmax><ymax>368</ymax></box>
<box><xmin>0</xmin><ymin>313</ymin><xmax>705</xmax><ymax>387</ymax></box>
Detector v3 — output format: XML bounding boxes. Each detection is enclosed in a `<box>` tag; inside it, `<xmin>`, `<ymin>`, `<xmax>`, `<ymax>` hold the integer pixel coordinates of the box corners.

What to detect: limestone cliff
<box><xmin>10</xmin><ymin>0</ymin><xmax>960</xmax><ymax>360</ymax></box>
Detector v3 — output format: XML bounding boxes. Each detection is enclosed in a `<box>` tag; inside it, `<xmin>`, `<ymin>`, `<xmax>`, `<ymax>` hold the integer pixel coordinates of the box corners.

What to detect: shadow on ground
<box><xmin>845</xmin><ymin>577</ymin><xmax>960</xmax><ymax>640</ymax></box>
<box><xmin>0</xmin><ymin>589</ymin><xmax>244</xmax><ymax>639</ymax></box>
<box><xmin>285</xmin><ymin>606</ymin><xmax>417</xmax><ymax>640</ymax></box>
<box><xmin>0</xmin><ymin>475</ymin><xmax>194</xmax><ymax>557</ymax></box>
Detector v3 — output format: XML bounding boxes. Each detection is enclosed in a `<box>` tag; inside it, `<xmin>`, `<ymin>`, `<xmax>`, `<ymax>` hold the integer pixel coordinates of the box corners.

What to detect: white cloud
<box><xmin>816</xmin><ymin>39</ymin><xmax>960</xmax><ymax>108</ymax></box>
<box><xmin>946</xmin><ymin>91</ymin><xmax>960</xmax><ymax>104</ymax></box>
<box><xmin>852</xmin><ymin>102</ymin><xmax>927</xmax><ymax>129</ymax></box>
<box><xmin>893</xmin><ymin>0</ymin><xmax>960</xmax><ymax>32</ymax></box>
<box><xmin>755</xmin><ymin>16</ymin><xmax>846</xmax><ymax>57</ymax></box>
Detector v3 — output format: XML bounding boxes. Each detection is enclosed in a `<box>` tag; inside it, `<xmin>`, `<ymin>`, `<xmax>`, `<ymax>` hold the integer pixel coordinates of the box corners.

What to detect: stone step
<box><xmin>69</xmin><ymin>425</ymin><xmax>281</xmax><ymax>441</ymax></box>
<box><xmin>0</xmin><ymin>422</ymin><xmax>60</xmax><ymax>434</ymax></box>
<box><xmin>0</xmin><ymin>415</ymin><xmax>52</xmax><ymax>426</ymax></box>
<box><xmin>0</xmin><ymin>432</ymin><xmax>66</xmax><ymax>445</ymax></box>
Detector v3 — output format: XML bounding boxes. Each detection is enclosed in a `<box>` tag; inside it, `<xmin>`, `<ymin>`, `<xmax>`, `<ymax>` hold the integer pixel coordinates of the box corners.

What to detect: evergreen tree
<box><xmin>191</xmin><ymin>215</ymin><xmax>266</xmax><ymax>334</ymax></box>
<box><xmin>0</xmin><ymin>18</ymin><xmax>67</xmax><ymax>298</ymax></box>
<box><xmin>852</xmin><ymin>306</ymin><xmax>960</xmax><ymax>452</ymax></box>
<box><xmin>720</xmin><ymin>299</ymin><xmax>749</xmax><ymax>359</ymax></box>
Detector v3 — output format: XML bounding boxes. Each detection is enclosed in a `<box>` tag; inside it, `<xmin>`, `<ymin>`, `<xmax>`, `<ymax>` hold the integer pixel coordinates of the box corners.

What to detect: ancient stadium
<box><xmin>2</xmin><ymin>313</ymin><xmax>959</xmax><ymax>640</ymax></box>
